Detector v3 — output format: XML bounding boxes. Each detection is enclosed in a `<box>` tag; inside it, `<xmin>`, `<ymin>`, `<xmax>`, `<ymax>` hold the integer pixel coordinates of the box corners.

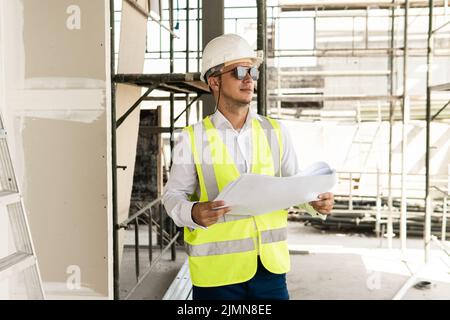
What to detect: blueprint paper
<box><xmin>214</xmin><ymin>161</ymin><xmax>337</xmax><ymax>216</ymax></box>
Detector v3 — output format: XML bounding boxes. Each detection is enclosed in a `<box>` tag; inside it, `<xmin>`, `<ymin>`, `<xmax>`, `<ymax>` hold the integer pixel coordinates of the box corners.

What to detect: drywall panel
<box><xmin>0</xmin><ymin>0</ymin><xmax>14</xmax><ymax>299</ymax></box>
<box><xmin>1</xmin><ymin>0</ymin><xmax>112</xmax><ymax>299</ymax></box>
<box><xmin>115</xmin><ymin>0</ymin><xmax>148</xmax><ymax>263</ymax></box>
<box><xmin>0</xmin><ymin>0</ymin><xmax>6</xmax><ymax>271</ymax></box>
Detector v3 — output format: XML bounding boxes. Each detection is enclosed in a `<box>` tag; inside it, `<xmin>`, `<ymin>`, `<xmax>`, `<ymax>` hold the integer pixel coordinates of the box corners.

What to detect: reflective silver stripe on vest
<box><xmin>217</xmin><ymin>214</ymin><xmax>252</xmax><ymax>224</ymax></box>
<box><xmin>186</xmin><ymin>237</ymin><xmax>255</xmax><ymax>257</ymax></box>
<box><xmin>258</xmin><ymin>117</ymin><xmax>281</xmax><ymax>177</ymax></box>
<box><xmin>193</xmin><ymin>122</ymin><xmax>249</xmax><ymax>224</ymax></box>
<box><xmin>260</xmin><ymin>227</ymin><xmax>287</xmax><ymax>244</ymax></box>
<box><xmin>194</xmin><ymin>121</ymin><xmax>219</xmax><ymax>200</ymax></box>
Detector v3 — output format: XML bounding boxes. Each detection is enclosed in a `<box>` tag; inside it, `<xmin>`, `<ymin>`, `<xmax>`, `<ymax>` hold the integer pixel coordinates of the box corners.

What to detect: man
<box><xmin>163</xmin><ymin>33</ymin><xmax>334</xmax><ymax>300</ymax></box>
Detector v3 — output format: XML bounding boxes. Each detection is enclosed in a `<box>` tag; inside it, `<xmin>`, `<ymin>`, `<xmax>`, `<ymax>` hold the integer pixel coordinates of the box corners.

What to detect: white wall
<box><xmin>283</xmin><ymin>120</ymin><xmax>450</xmax><ymax>199</ymax></box>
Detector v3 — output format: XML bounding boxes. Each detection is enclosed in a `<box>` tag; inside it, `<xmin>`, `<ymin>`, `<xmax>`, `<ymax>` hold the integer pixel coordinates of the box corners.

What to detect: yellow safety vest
<box><xmin>184</xmin><ymin>115</ymin><xmax>290</xmax><ymax>287</ymax></box>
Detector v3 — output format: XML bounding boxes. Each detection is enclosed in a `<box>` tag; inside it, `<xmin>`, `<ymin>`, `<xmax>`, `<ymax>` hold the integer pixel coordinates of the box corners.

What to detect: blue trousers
<box><xmin>192</xmin><ymin>258</ymin><xmax>289</xmax><ymax>300</ymax></box>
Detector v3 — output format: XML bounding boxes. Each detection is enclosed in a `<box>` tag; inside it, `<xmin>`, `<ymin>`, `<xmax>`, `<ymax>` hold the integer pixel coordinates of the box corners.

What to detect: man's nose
<box><xmin>242</xmin><ymin>71</ymin><xmax>253</xmax><ymax>82</ymax></box>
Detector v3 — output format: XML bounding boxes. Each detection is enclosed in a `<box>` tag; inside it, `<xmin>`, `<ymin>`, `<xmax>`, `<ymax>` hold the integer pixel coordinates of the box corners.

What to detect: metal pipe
<box><xmin>143</xmin><ymin>96</ymin><xmax>194</xmax><ymax>101</ymax></box>
<box><xmin>257</xmin><ymin>0</ymin><xmax>267</xmax><ymax>116</ymax></box>
<box><xmin>425</xmin><ymin>0</ymin><xmax>434</xmax><ymax>264</ymax></box>
<box><xmin>280</xmin><ymin>0</ymin><xmax>446</xmax><ymax>11</ymax></box>
<box><xmin>113</xmin><ymin>72</ymin><xmax>203</xmax><ymax>83</ymax></box>
<box><xmin>185</xmin><ymin>95</ymin><xmax>190</xmax><ymax>125</ymax></box>
<box><xmin>349</xmin><ymin>172</ymin><xmax>353</xmax><ymax>211</ymax></box>
<box><xmin>148</xmin><ymin>208</ymin><xmax>153</xmax><ymax>263</ymax></box>
<box><xmin>116</xmin><ymin>85</ymin><xmax>158</xmax><ymax>128</ymax></box>
<box><xmin>217</xmin><ymin>8</ymin><xmax>377</xmax><ymax>17</ymax></box>
<box><xmin>431</xmin><ymin>100</ymin><xmax>450</xmax><ymax>120</ymax></box>
<box><xmin>186</xmin><ymin>0</ymin><xmax>190</xmax><ymax>126</ymax></box>
<box><xmin>278</xmin><ymin>70</ymin><xmax>391</xmax><ymax>76</ymax></box>
<box><xmin>186</xmin><ymin>0</ymin><xmax>190</xmax><ymax>73</ymax></box>
<box><xmin>376</xmin><ymin>168</ymin><xmax>382</xmax><ymax>237</ymax></box>
<box><xmin>124</xmin><ymin>0</ymin><xmax>180</xmax><ymax>38</ymax></box>
<box><xmin>134</xmin><ymin>218</ymin><xmax>140</xmax><ymax>281</ymax></box>
<box><xmin>119</xmin><ymin>197</ymin><xmax>161</xmax><ymax>227</ymax></box>
<box><xmin>170</xmin><ymin>206</ymin><xmax>176</xmax><ymax>261</ymax></box>
<box><xmin>313</xmin><ymin>12</ymin><xmax>317</xmax><ymax>50</ymax></box>
<box><xmin>160</xmin><ymin>2</ymin><xmax>450</xmax><ymax>12</ymax></box>
<box><xmin>269</xmin><ymin>48</ymin><xmax>450</xmax><ymax>58</ymax></box>
<box><xmin>387</xmin><ymin>0</ymin><xmax>396</xmax><ymax>250</ymax></box>
<box><xmin>442</xmin><ymin>196</ymin><xmax>447</xmax><ymax>242</ymax></box>
<box><xmin>365</xmin><ymin>7</ymin><xmax>369</xmax><ymax>49</ymax></box>
<box><xmin>268</xmin><ymin>94</ymin><xmax>402</xmax><ymax>102</ymax></box>
<box><xmin>160</xmin><ymin>202</ymin><xmax>164</xmax><ymax>251</ymax></box>
<box><xmin>151</xmin><ymin>216</ymin><xmax>173</xmax><ymax>242</ymax></box>
<box><xmin>174</xmin><ymin>95</ymin><xmax>202</xmax><ymax>123</ymax></box>
<box><xmin>197</xmin><ymin>0</ymin><xmax>201</xmax><ymax>72</ymax></box>
<box><xmin>110</xmin><ymin>0</ymin><xmax>119</xmax><ymax>300</ymax></box>
<box><xmin>400</xmin><ymin>0</ymin><xmax>409</xmax><ymax>255</ymax></box>
<box><xmin>197</xmin><ymin>0</ymin><xmax>201</xmax><ymax>121</ymax></box>
<box><xmin>169</xmin><ymin>0</ymin><xmax>175</xmax><ymax>156</ymax></box>
<box><xmin>431</xmin><ymin>235</ymin><xmax>450</xmax><ymax>255</ymax></box>
<box><xmin>352</xmin><ymin>16</ymin><xmax>355</xmax><ymax>52</ymax></box>
<box><xmin>139</xmin><ymin>126</ymin><xmax>185</xmax><ymax>134</ymax></box>
<box><xmin>432</xmin><ymin>19</ymin><xmax>450</xmax><ymax>33</ymax></box>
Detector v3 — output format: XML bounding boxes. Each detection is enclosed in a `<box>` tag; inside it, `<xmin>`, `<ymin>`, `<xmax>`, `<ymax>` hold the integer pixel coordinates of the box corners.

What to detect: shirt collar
<box><xmin>210</xmin><ymin>107</ymin><xmax>259</xmax><ymax>131</ymax></box>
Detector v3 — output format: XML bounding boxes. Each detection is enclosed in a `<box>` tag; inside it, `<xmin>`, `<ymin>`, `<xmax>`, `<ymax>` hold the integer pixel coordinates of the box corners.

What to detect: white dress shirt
<box><xmin>162</xmin><ymin>108</ymin><xmax>309</xmax><ymax>230</ymax></box>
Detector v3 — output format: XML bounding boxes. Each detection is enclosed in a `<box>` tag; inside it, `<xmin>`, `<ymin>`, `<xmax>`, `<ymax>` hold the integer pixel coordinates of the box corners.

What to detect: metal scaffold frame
<box><xmin>110</xmin><ymin>0</ymin><xmax>209</xmax><ymax>300</ymax></box>
<box><xmin>252</xmin><ymin>0</ymin><xmax>449</xmax><ymax>260</ymax></box>
<box><xmin>424</xmin><ymin>0</ymin><xmax>450</xmax><ymax>263</ymax></box>
<box><xmin>109</xmin><ymin>0</ymin><xmax>450</xmax><ymax>299</ymax></box>
<box><xmin>222</xmin><ymin>3</ymin><xmax>450</xmax><ymax>122</ymax></box>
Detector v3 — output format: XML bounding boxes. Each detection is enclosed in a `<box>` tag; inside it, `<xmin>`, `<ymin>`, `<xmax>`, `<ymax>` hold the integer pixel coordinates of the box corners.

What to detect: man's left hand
<box><xmin>309</xmin><ymin>192</ymin><xmax>334</xmax><ymax>215</ymax></box>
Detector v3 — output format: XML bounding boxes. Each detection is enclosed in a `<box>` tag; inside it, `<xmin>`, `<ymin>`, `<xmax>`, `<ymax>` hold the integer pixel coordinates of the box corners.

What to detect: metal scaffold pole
<box><xmin>257</xmin><ymin>0</ymin><xmax>267</xmax><ymax>116</ymax></box>
<box><xmin>169</xmin><ymin>0</ymin><xmax>177</xmax><ymax>262</ymax></box>
<box><xmin>387</xmin><ymin>0</ymin><xmax>396</xmax><ymax>250</ymax></box>
<box><xmin>425</xmin><ymin>0</ymin><xmax>434</xmax><ymax>264</ymax></box>
<box><xmin>110</xmin><ymin>0</ymin><xmax>120</xmax><ymax>300</ymax></box>
<box><xmin>400</xmin><ymin>0</ymin><xmax>410</xmax><ymax>255</ymax></box>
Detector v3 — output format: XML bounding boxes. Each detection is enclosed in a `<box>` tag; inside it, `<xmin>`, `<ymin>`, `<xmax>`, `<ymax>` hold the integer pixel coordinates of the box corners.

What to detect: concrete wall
<box><xmin>0</xmin><ymin>0</ymin><xmax>112</xmax><ymax>299</ymax></box>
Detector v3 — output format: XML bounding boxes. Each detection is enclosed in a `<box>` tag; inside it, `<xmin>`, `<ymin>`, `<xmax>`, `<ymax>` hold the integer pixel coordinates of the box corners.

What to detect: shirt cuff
<box><xmin>180</xmin><ymin>201</ymin><xmax>208</xmax><ymax>230</ymax></box>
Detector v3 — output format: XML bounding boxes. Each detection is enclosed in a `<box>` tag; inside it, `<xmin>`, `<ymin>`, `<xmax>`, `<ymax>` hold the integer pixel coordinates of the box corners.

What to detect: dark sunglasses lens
<box><xmin>250</xmin><ymin>67</ymin><xmax>259</xmax><ymax>80</ymax></box>
<box><xmin>235</xmin><ymin>66</ymin><xmax>259</xmax><ymax>80</ymax></box>
<box><xmin>235</xmin><ymin>66</ymin><xmax>247</xmax><ymax>80</ymax></box>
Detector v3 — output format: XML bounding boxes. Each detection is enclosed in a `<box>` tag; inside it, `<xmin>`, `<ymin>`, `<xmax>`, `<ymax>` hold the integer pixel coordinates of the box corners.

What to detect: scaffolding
<box><xmin>110</xmin><ymin>0</ymin><xmax>208</xmax><ymax>299</ymax></box>
<box><xmin>262</xmin><ymin>0</ymin><xmax>450</xmax><ymax>259</ymax></box>
<box><xmin>425</xmin><ymin>0</ymin><xmax>450</xmax><ymax>263</ymax></box>
<box><xmin>110</xmin><ymin>0</ymin><xmax>450</xmax><ymax>299</ymax></box>
<box><xmin>225</xmin><ymin>0</ymin><xmax>449</xmax><ymax>259</ymax></box>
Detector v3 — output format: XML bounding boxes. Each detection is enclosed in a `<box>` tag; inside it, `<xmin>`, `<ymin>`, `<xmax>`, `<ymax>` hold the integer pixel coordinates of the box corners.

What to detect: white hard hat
<box><xmin>201</xmin><ymin>34</ymin><xmax>263</xmax><ymax>82</ymax></box>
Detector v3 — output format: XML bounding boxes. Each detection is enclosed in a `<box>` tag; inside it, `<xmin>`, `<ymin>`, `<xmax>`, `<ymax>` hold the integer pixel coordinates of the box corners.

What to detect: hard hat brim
<box><xmin>224</xmin><ymin>57</ymin><xmax>263</xmax><ymax>67</ymax></box>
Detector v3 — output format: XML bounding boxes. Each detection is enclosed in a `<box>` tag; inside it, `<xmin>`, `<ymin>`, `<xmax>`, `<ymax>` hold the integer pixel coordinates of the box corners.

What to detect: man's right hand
<box><xmin>191</xmin><ymin>200</ymin><xmax>230</xmax><ymax>227</ymax></box>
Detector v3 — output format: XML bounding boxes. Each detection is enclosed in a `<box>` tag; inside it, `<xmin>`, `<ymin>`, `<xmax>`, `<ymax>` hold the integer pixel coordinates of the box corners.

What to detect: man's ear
<box><xmin>208</xmin><ymin>76</ymin><xmax>221</xmax><ymax>93</ymax></box>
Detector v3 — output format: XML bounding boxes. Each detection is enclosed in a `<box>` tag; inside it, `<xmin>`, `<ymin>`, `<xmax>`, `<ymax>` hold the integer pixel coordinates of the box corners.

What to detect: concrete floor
<box><xmin>119</xmin><ymin>246</ymin><xmax>187</xmax><ymax>300</ymax></box>
<box><xmin>119</xmin><ymin>228</ymin><xmax>187</xmax><ymax>300</ymax></box>
<box><xmin>120</xmin><ymin>222</ymin><xmax>450</xmax><ymax>300</ymax></box>
<box><xmin>287</xmin><ymin>223</ymin><xmax>450</xmax><ymax>300</ymax></box>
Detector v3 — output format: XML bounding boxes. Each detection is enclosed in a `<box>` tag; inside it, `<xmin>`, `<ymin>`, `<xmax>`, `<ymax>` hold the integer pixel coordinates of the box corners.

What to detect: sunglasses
<box><xmin>217</xmin><ymin>66</ymin><xmax>260</xmax><ymax>81</ymax></box>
